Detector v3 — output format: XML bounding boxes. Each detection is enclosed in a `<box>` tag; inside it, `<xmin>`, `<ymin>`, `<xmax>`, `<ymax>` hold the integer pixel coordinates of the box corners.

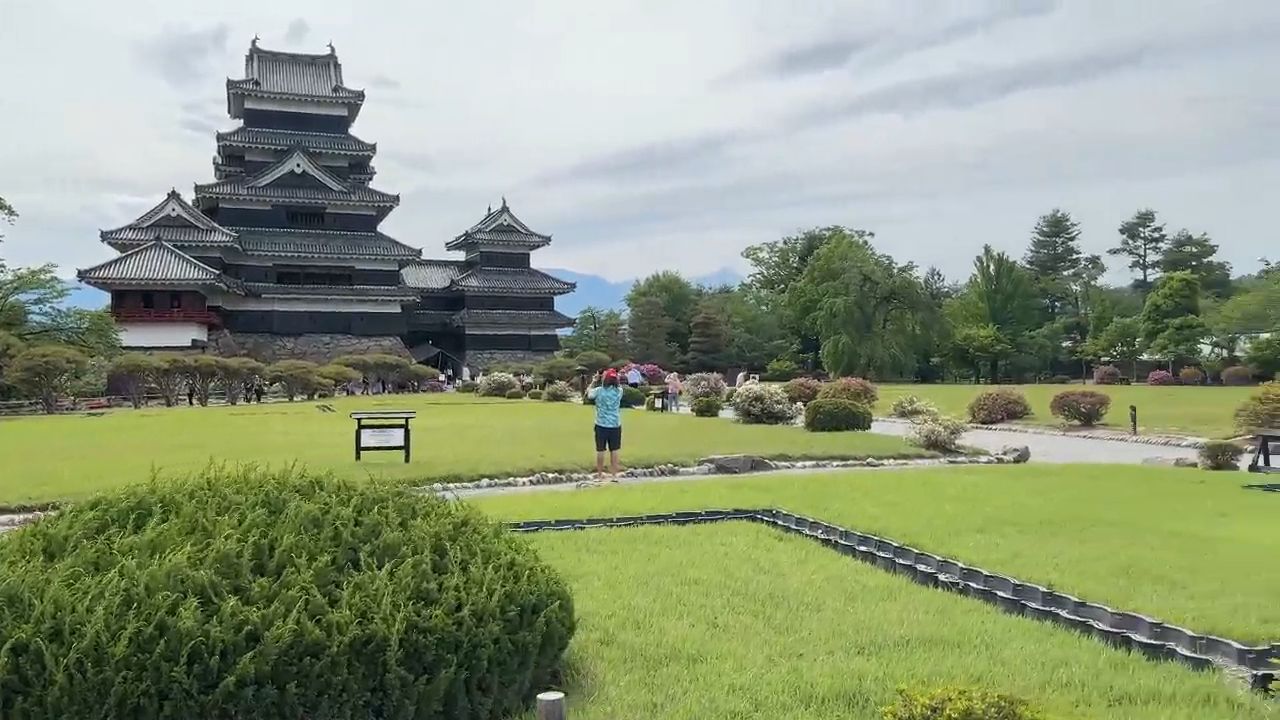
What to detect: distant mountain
<box><xmin>543</xmin><ymin>267</ymin><xmax>743</xmax><ymax>317</ymax></box>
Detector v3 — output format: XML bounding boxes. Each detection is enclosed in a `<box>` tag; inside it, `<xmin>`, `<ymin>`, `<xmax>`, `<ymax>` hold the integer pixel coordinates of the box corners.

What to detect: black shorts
<box><xmin>594</xmin><ymin>424</ymin><xmax>622</xmax><ymax>452</ymax></box>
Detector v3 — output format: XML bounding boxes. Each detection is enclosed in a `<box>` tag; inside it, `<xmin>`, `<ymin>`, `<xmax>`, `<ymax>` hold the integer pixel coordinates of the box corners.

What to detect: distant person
<box><xmin>665</xmin><ymin>371</ymin><xmax>682</xmax><ymax>412</ymax></box>
<box><xmin>626</xmin><ymin>366</ymin><xmax>643</xmax><ymax>388</ymax></box>
<box><xmin>587</xmin><ymin>369</ymin><xmax>624</xmax><ymax>480</ymax></box>
<box><xmin>361</xmin><ymin>375</ymin><xmax>370</xmax><ymax>395</ymax></box>
<box><xmin>735</xmin><ymin>370</ymin><xmax>747</xmax><ymax>387</ymax></box>
<box><xmin>186</xmin><ymin>382</ymin><xmax>194</xmax><ymax>406</ymax></box>
<box><xmin>445</xmin><ymin>366</ymin><xmax>454</xmax><ymax>385</ymax></box>
<box><xmin>254</xmin><ymin>382</ymin><xmax>264</xmax><ymax>403</ymax></box>
<box><xmin>461</xmin><ymin>365</ymin><xmax>471</xmax><ymax>383</ymax></box>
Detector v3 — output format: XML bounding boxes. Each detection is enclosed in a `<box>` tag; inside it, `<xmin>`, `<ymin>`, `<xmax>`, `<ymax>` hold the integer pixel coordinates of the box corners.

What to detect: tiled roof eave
<box><xmin>226</xmin><ymin>81</ymin><xmax>364</xmax><ymax>104</ymax></box>
<box><xmin>193</xmin><ymin>187</ymin><xmax>399</xmax><ymax>208</ymax></box>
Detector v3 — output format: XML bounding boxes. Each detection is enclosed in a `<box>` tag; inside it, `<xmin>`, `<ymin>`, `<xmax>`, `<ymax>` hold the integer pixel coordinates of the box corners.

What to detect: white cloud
<box><xmin>0</xmin><ymin>0</ymin><xmax>1277</xmax><ymax>283</ymax></box>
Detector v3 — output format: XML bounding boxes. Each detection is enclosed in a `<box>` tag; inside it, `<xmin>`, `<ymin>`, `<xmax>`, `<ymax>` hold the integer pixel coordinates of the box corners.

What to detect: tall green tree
<box><xmin>562</xmin><ymin>306</ymin><xmax>628</xmax><ymax>358</ymax></box>
<box><xmin>5</xmin><ymin>345</ymin><xmax>89</xmax><ymax>413</ymax></box>
<box><xmin>1024</xmin><ymin>209</ymin><xmax>1083</xmax><ymax>320</ymax></box>
<box><xmin>948</xmin><ymin>245</ymin><xmax>1038</xmax><ymax>381</ymax></box>
<box><xmin>625</xmin><ymin>272</ymin><xmax>699</xmax><ymax>355</ymax></box>
<box><xmin>685</xmin><ymin>300</ymin><xmax>729</xmax><ymax>372</ymax></box>
<box><xmin>786</xmin><ymin>233</ymin><xmax>928</xmax><ymax>378</ymax></box>
<box><xmin>626</xmin><ymin>294</ymin><xmax>674</xmax><ymax>365</ymax></box>
<box><xmin>1147</xmin><ymin>315</ymin><xmax>1207</xmax><ymax>369</ymax></box>
<box><xmin>1086</xmin><ymin>316</ymin><xmax>1144</xmax><ymax>381</ymax></box>
<box><xmin>1109</xmin><ymin>208</ymin><xmax>1167</xmax><ymax>292</ymax></box>
<box><xmin>701</xmin><ymin>288</ymin><xmax>789</xmax><ymax>371</ymax></box>
<box><xmin>1139</xmin><ymin>271</ymin><xmax>1201</xmax><ymax>343</ymax></box>
<box><xmin>1159</xmin><ymin>230</ymin><xmax>1232</xmax><ymax>297</ymax></box>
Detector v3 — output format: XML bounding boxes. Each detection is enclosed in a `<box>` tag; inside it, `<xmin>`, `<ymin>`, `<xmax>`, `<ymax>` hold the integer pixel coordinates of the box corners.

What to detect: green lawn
<box><xmin>475</xmin><ymin>465</ymin><xmax>1280</xmax><ymax>644</ymax></box>
<box><xmin>875</xmin><ymin>383</ymin><xmax>1253</xmax><ymax>437</ymax></box>
<box><xmin>0</xmin><ymin>394</ymin><xmax>923</xmax><ymax>507</ymax></box>
<box><xmin>521</xmin><ymin>524</ymin><xmax>1271</xmax><ymax>720</ymax></box>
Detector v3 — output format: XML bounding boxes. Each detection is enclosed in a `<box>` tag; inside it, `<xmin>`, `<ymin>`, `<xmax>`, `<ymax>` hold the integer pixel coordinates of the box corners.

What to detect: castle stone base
<box><xmin>209</xmin><ymin>331</ymin><xmax>410</xmax><ymax>364</ymax></box>
<box><xmin>466</xmin><ymin>349</ymin><xmax>556</xmax><ymax>370</ymax></box>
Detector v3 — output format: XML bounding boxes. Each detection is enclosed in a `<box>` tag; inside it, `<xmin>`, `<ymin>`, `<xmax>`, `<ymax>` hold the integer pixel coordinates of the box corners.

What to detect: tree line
<box><xmin>564</xmin><ymin>208</ymin><xmax>1279</xmax><ymax>383</ymax></box>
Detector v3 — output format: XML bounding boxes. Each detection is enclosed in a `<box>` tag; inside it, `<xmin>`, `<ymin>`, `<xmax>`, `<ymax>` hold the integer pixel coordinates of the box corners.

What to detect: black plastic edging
<box><xmin>507</xmin><ymin>508</ymin><xmax>1277</xmax><ymax>693</ymax></box>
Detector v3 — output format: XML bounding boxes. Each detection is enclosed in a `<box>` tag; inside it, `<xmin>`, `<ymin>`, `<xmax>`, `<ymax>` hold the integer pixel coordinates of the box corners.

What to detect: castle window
<box><xmin>287</xmin><ymin>210</ymin><xmax>326</xmax><ymax>228</ymax></box>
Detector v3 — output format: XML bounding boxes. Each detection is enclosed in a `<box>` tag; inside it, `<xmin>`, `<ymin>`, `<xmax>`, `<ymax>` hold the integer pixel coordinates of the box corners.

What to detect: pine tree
<box><xmin>1024</xmin><ymin>209</ymin><xmax>1083</xmax><ymax>320</ymax></box>
<box><xmin>1108</xmin><ymin>209</ymin><xmax>1167</xmax><ymax>292</ymax></box>
<box><xmin>1159</xmin><ymin>230</ymin><xmax>1232</xmax><ymax>297</ymax></box>
<box><xmin>686</xmin><ymin>302</ymin><xmax>728</xmax><ymax>371</ymax></box>
<box><xmin>626</xmin><ymin>294</ymin><xmax>674</xmax><ymax>365</ymax></box>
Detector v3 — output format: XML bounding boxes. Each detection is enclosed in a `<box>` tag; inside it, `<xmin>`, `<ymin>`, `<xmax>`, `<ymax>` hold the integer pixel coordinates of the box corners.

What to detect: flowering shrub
<box><xmin>803</xmin><ymin>399</ymin><xmax>872</xmax><ymax>432</ymax></box>
<box><xmin>1147</xmin><ymin>369</ymin><xmax>1177</xmax><ymax>386</ymax></box>
<box><xmin>543</xmin><ymin>381</ymin><xmax>573</xmax><ymax>402</ymax></box>
<box><xmin>908</xmin><ymin>415</ymin><xmax>967</xmax><ymax>452</ymax></box>
<box><xmin>477</xmin><ymin>372</ymin><xmax>519</xmax><ymax>397</ymax></box>
<box><xmin>1049</xmin><ymin>390</ymin><xmax>1111</xmax><ymax>426</ymax></box>
<box><xmin>1093</xmin><ymin>365</ymin><xmax>1122</xmax><ymax>385</ymax></box>
<box><xmin>1221</xmin><ymin>365</ymin><xmax>1255</xmax><ymax>386</ymax></box>
<box><xmin>421</xmin><ymin>380</ymin><xmax>445</xmax><ymax>393</ymax></box>
<box><xmin>731</xmin><ymin>383</ymin><xmax>799</xmax><ymax>425</ymax></box>
<box><xmin>620</xmin><ymin>362</ymin><xmax>665</xmax><ymax>385</ymax></box>
<box><xmin>1178</xmin><ymin>367</ymin><xmax>1205</xmax><ymax>385</ymax></box>
<box><xmin>684</xmin><ymin>372</ymin><xmax>727</xmax><ymax>400</ymax></box>
<box><xmin>889</xmin><ymin>394</ymin><xmax>938</xmax><ymax>420</ymax></box>
<box><xmin>967</xmin><ymin>390</ymin><xmax>1031</xmax><ymax>424</ymax></box>
<box><xmin>1235</xmin><ymin>381</ymin><xmax>1280</xmax><ymax>432</ymax></box>
<box><xmin>783</xmin><ymin>377</ymin><xmax>823</xmax><ymax>405</ymax></box>
<box><xmin>1199</xmin><ymin>440</ymin><xmax>1243</xmax><ymax>471</ymax></box>
<box><xmin>691</xmin><ymin>396</ymin><xmax>723</xmax><ymax>417</ymax></box>
<box><xmin>817</xmin><ymin>377</ymin><xmax>879</xmax><ymax>405</ymax></box>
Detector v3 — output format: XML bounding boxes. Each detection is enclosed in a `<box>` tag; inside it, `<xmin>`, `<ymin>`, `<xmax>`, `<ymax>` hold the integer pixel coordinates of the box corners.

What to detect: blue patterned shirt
<box><xmin>588</xmin><ymin>385</ymin><xmax>623</xmax><ymax>428</ymax></box>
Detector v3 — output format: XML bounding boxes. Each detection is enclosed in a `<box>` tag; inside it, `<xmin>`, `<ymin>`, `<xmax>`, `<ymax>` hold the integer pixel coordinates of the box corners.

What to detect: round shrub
<box><xmin>1093</xmin><ymin>365</ymin><xmax>1122</xmax><ymax>385</ymax></box>
<box><xmin>477</xmin><ymin>371</ymin><xmax>519</xmax><ymax>397</ymax></box>
<box><xmin>1047</xmin><ymin>374</ymin><xmax>1073</xmax><ymax>384</ymax></box>
<box><xmin>691</xmin><ymin>396</ymin><xmax>723</xmax><ymax>417</ymax></box>
<box><xmin>684</xmin><ymin>372</ymin><xmax>727</xmax><ymax>400</ymax></box>
<box><xmin>803</xmin><ymin>398</ymin><xmax>871</xmax><ymax>432</ymax></box>
<box><xmin>764</xmin><ymin>357</ymin><xmax>800</xmax><ymax>381</ymax></box>
<box><xmin>724</xmin><ymin>387</ymin><xmax>737</xmax><ymax>403</ymax></box>
<box><xmin>1049</xmin><ymin>390</ymin><xmax>1111</xmax><ymax>426</ymax></box>
<box><xmin>456</xmin><ymin>380</ymin><xmax>478</xmax><ymax>393</ymax></box>
<box><xmin>621</xmin><ymin>385</ymin><xmax>645</xmax><ymax>408</ymax></box>
<box><xmin>1147</xmin><ymin>369</ymin><xmax>1177</xmax><ymax>386</ymax></box>
<box><xmin>0</xmin><ymin>466</ymin><xmax>575</xmax><ymax>719</ymax></box>
<box><xmin>543</xmin><ymin>380</ymin><xmax>573</xmax><ymax>402</ymax></box>
<box><xmin>908</xmin><ymin>415</ymin><xmax>967</xmax><ymax>452</ymax></box>
<box><xmin>889</xmin><ymin>394</ymin><xmax>938</xmax><ymax>420</ymax></box>
<box><xmin>1235</xmin><ymin>381</ymin><xmax>1280</xmax><ymax>432</ymax></box>
<box><xmin>1198</xmin><ymin>440</ymin><xmax>1244</xmax><ymax>471</ymax></box>
<box><xmin>782</xmin><ymin>377</ymin><xmax>822</xmax><ymax>405</ymax></box>
<box><xmin>505</xmin><ymin>388</ymin><xmax>526</xmax><ymax>399</ymax></box>
<box><xmin>1178</xmin><ymin>366</ymin><xmax>1205</xmax><ymax>385</ymax></box>
<box><xmin>527</xmin><ymin>389</ymin><xmax>544</xmax><ymax>400</ymax></box>
<box><xmin>882</xmin><ymin>686</ymin><xmax>1040</xmax><ymax>720</ymax></box>
<box><xmin>966</xmin><ymin>389</ymin><xmax>1031</xmax><ymax>424</ymax></box>
<box><xmin>731</xmin><ymin>383</ymin><xmax>799</xmax><ymax>425</ymax></box>
<box><xmin>1221</xmin><ymin>365</ymin><xmax>1255</xmax><ymax>386</ymax></box>
<box><xmin>421</xmin><ymin>379</ymin><xmax>446</xmax><ymax>392</ymax></box>
<box><xmin>817</xmin><ymin>376</ymin><xmax>878</xmax><ymax>405</ymax></box>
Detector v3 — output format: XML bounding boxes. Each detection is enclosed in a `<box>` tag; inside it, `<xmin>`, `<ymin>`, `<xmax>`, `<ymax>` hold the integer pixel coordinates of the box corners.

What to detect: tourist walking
<box><xmin>626</xmin><ymin>365</ymin><xmax>643</xmax><ymax>388</ymax></box>
<box><xmin>461</xmin><ymin>365</ymin><xmax>471</xmax><ymax>383</ymax></box>
<box><xmin>587</xmin><ymin>369</ymin><xmax>624</xmax><ymax>480</ymax></box>
<box><xmin>665</xmin><ymin>371</ymin><xmax>682</xmax><ymax>412</ymax></box>
<box><xmin>735</xmin><ymin>369</ymin><xmax>747</xmax><ymax>387</ymax></box>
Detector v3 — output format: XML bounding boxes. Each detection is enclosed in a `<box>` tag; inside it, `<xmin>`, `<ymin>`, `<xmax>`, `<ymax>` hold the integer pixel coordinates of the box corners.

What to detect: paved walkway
<box><xmin>867</xmin><ymin>420</ymin><xmax>1201</xmax><ymax>464</ymax></box>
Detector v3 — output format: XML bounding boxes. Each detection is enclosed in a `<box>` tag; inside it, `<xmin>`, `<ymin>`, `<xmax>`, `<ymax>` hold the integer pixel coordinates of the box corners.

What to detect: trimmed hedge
<box><xmin>0</xmin><ymin>466</ymin><xmax>575</xmax><ymax>719</ymax></box>
<box><xmin>966</xmin><ymin>390</ymin><xmax>1031</xmax><ymax>424</ymax></box>
<box><xmin>621</xmin><ymin>385</ymin><xmax>645</xmax><ymax>408</ymax></box>
<box><xmin>883</xmin><ymin>686</ymin><xmax>1040</xmax><ymax>720</ymax></box>
<box><xmin>1093</xmin><ymin>365</ymin><xmax>1122</xmax><ymax>385</ymax></box>
<box><xmin>817</xmin><ymin>377</ymin><xmax>879</xmax><ymax>405</ymax></box>
<box><xmin>1221</xmin><ymin>365</ymin><xmax>1255</xmax><ymax>386</ymax></box>
<box><xmin>691</xmin><ymin>396</ymin><xmax>723</xmax><ymax>417</ymax></box>
<box><xmin>803</xmin><ymin>398</ymin><xmax>872</xmax><ymax>432</ymax></box>
<box><xmin>456</xmin><ymin>380</ymin><xmax>478</xmax><ymax>393</ymax></box>
<box><xmin>505</xmin><ymin>388</ymin><xmax>527</xmax><ymax>399</ymax></box>
<box><xmin>527</xmin><ymin>389</ymin><xmax>544</xmax><ymax>400</ymax></box>
<box><xmin>1049</xmin><ymin>390</ymin><xmax>1111</xmax><ymax>426</ymax></box>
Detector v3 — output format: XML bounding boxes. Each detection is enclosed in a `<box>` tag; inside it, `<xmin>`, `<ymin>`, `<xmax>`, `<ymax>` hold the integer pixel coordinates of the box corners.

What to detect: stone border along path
<box><xmin>510</xmin><ymin>508</ymin><xmax>1278</xmax><ymax>693</ymax></box>
<box><xmin>873</xmin><ymin>417</ymin><xmax>1207</xmax><ymax>448</ymax></box>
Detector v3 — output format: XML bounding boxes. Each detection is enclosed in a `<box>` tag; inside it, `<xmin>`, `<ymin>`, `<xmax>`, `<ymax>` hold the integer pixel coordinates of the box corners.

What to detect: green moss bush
<box><xmin>0</xmin><ymin>466</ymin><xmax>575</xmax><ymax>719</ymax></box>
<box><xmin>882</xmin><ymin>686</ymin><xmax>1040</xmax><ymax>720</ymax></box>
<box><xmin>691</xmin><ymin>396</ymin><xmax>723</xmax><ymax>417</ymax></box>
<box><xmin>803</xmin><ymin>398</ymin><xmax>872</xmax><ymax>432</ymax></box>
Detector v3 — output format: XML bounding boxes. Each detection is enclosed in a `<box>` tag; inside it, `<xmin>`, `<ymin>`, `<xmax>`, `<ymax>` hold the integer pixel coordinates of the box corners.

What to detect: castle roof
<box><xmin>227</xmin><ymin>41</ymin><xmax>364</xmax><ymax>118</ymax></box>
<box><xmin>231</xmin><ymin>228</ymin><xmax>419</xmax><ymax>261</ymax></box>
<box><xmin>216</xmin><ymin>126</ymin><xmax>375</xmax><ymax>156</ymax></box>
<box><xmin>446</xmin><ymin>199</ymin><xmax>552</xmax><ymax>252</ymax></box>
<box><xmin>77</xmin><ymin>241</ymin><xmax>241</xmax><ymax>292</ymax></box>
<box><xmin>100</xmin><ymin>190</ymin><xmax>238</xmax><ymax>250</ymax></box>
<box><xmin>195</xmin><ymin>147</ymin><xmax>398</xmax><ymax>209</ymax></box>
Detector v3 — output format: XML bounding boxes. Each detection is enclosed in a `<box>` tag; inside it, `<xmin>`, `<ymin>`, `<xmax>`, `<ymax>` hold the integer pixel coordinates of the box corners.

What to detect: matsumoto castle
<box><xmin>77</xmin><ymin>39</ymin><xmax>574</xmax><ymax>369</ymax></box>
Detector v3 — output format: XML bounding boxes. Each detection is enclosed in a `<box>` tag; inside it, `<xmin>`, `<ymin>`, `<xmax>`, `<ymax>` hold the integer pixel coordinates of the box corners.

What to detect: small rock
<box><xmin>865</xmin><ymin>458</ymin><xmax>882</xmax><ymax>467</ymax></box>
<box><xmin>999</xmin><ymin>445</ymin><xmax>1031</xmax><ymax>463</ymax></box>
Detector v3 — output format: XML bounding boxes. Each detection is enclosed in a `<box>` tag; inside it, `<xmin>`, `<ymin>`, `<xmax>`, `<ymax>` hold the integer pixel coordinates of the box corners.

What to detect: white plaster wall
<box><xmin>119</xmin><ymin>322</ymin><xmax>207</xmax><ymax>348</ymax></box>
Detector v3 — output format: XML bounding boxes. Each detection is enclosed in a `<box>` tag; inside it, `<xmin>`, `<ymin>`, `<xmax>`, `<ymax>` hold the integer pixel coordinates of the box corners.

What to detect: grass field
<box><xmin>0</xmin><ymin>394</ymin><xmax>924</xmax><ymax>507</ymax></box>
<box><xmin>520</xmin><ymin>524</ymin><xmax>1272</xmax><ymax>719</ymax></box>
<box><xmin>874</xmin><ymin>383</ymin><xmax>1254</xmax><ymax>437</ymax></box>
<box><xmin>476</xmin><ymin>465</ymin><xmax>1280</xmax><ymax>643</ymax></box>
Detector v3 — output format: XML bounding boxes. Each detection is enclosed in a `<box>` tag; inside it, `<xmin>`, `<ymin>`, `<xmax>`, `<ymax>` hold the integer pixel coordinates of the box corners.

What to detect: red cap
<box><xmin>603</xmin><ymin>368</ymin><xmax>619</xmax><ymax>380</ymax></box>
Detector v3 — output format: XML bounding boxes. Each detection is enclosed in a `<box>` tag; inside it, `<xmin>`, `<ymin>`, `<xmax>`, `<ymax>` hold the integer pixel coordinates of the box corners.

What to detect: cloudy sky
<box><xmin>1</xmin><ymin>0</ymin><xmax>1278</xmax><ymax>283</ymax></box>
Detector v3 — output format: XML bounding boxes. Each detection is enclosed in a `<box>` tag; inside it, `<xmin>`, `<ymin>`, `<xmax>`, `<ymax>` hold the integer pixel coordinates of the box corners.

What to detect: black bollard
<box><xmin>1129</xmin><ymin>404</ymin><xmax>1138</xmax><ymax>435</ymax></box>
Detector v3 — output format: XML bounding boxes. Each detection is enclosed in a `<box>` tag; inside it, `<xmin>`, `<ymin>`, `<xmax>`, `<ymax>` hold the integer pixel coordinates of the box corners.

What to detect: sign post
<box><xmin>351</xmin><ymin>411</ymin><xmax>415</xmax><ymax>464</ymax></box>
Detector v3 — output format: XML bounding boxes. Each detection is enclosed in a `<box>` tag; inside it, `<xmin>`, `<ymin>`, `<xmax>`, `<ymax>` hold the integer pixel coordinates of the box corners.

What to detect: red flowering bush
<box><xmin>817</xmin><ymin>377</ymin><xmax>879</xmax><ymax>406</ymax></box>
<box><xmin>1093</xmin><ymin>365</ymin><xmax>1122</xmax><ymax>385</ymax></box>
<box><xmin>782</xmin><ymin>377</ymin><xmax>823</xmax><ymax>405</ymax></box>
<box><xmin>620</xmin><ymin>362</ymin><xmax>666</xmax><ymax>385</ymax></box>
<box><xmin>1049</xmin><ymin>390</ymin><xmax>1111</xmax><ymax>426</ymax></box>
<box><xmin>1147</xmin><ymin>370</ymin><xmax>1178</xmax><ymax>386</ymax></box>
<box><xmin>967</xmin><ymin>390</ymin><xmax>1031</xmax><ymax>424</ymax></box>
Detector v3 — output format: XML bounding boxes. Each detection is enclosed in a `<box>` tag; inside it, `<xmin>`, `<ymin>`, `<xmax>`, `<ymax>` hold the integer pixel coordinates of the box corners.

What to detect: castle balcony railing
<box><xmin>112</xmin><ymin>309</ymin><xmax>222</xmax><ymax>326</ymax></box>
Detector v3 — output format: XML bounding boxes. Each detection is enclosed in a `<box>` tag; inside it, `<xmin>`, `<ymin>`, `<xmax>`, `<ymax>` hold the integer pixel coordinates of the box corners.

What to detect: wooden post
<box><xmin>1129</xmin><ymin>405</ymin><xmax>1138</xmax><ymax>435</ymax></box>
<box><xmin>536</xmin><ymin>691</ymin><xmax>565</xmax><ymax>720</ymax></box>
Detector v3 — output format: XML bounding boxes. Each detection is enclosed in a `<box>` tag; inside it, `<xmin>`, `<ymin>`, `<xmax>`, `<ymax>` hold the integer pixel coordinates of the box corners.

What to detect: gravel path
<box><xmin>867</xmin><ymin>420</ymin><xmax>1202</xmax><ymax>464</ymax></box>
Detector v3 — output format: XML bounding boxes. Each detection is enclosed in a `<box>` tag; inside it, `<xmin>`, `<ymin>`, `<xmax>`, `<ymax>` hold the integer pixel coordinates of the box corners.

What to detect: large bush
<box><xmin>731</xmin><ymin>383</ymin><xmax>800</xmax><ymax>425</ymax></box>
<box><xmin>1092</xmin><ymin>364</ymin><xmax>1122</xmax><ymax>385</ymax></box>
<box><xmin>817</xmin><ymin>377</ymin><xmax>878</xmax><ymax>406</ymax></box>
<box><xmin>1049</xmin><ymin>390</ymin><xmax>1111</xmax><ymax>426</ymax></box>
<box><xmin>534</xmin><ymin>357</ymin><xmax>578</xmax><ymax>384</ymax></box>
<box><xmin>966</xmin><ymin>389</ymin><xmax>1031</xmax><ymax>424</ymax></box>
<box><xmin>477</xmin><ymin>371</ymin><xmax>519</xmax><ymax>397</ymax></box>
<box><xmin>908</xmin><ymin>416</ymin><xmax>967</xmax><ymax>452</ymax></box>
<box><xmin>1147</xmin><ymin>369</ymin><xmax>1177</xmax><ymax>386</ymax></box>
<box><xmin>764</xmin><ymin>357</ymin><xmax>800</xmax><ymax>381</ymax></box>
<box><xmin>456</xmin><ymin>380</ymin><xmax>478</xmax><ymax>393</ymax></box>
<box><xmin>1199</xmin><ymin>440</ymin><xmax>1243</xmax><ymax>471</ymax></box>
<box><xmin>882</xmin><ymin>686</ymin><xmax>1040</xmax><ymax>720</ymax></box>
<box><xmin>803</xmin><ymin>398</ymin><xmax>872</xmax><ymax>432</ymax></box>
<box><xmin>1221</xmin><ymin>365</ymin><xmax>1255</xmax><ymax>386</ymax></box>
<box><xmin>526</xmin><ymin>389</ymin><xmax>544</xmax><ymax>400</ymax></box>
<box><xmin>573</xmin><ymin>351</ymin><xmax>612</xmax><ymax>372</ymax></box>
<box><xmin>505</xmin><ymin>388</ymin><xmax>527</xmax><ymax>400</ymax></box>
<box><xmin>1235</xmin><ymin>381</ymin><xmax>1280</xmax><ymax>432</ymax></box>
<box><xmin>0</xmin><ymin>466</ymin><xmax>574</xmax><ymax>719</ymax></box>
<box><xmin>684</xmin><ymin>372</ymin><xmax>727</xmax><ymax>400</ymax></box>
<box><xmin>782</xmin><ymin>377</ymin><xmax>822</xmax><ymax>405</ymax></box>
<box><xmin>1245</xmin><ymin>335</ymin><xmax>1280</xmax><ymax>379</ymax></box>
<box><xmin>1178</xmin><ymin>366</ymin><xmax>1205</xmax><ymax>385</ymax></box>
<box><xmin>543</xmin><ymin>381</ymin><xmax>573</xmax><ymax>402</ymax></box>
<box><xmin>691</xmin><ymin>396</ymin><xmax>723</xmax><ymax>417</ymax></box>
<box><xmin>621</xmin><ymin>385</ymin><xmax>646</xmax><ymax>408</ymax></box>
<box><xmin>889</xmin><ymin>394</ymin><xmax>937</xmax><ymax>420</ymax></box>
